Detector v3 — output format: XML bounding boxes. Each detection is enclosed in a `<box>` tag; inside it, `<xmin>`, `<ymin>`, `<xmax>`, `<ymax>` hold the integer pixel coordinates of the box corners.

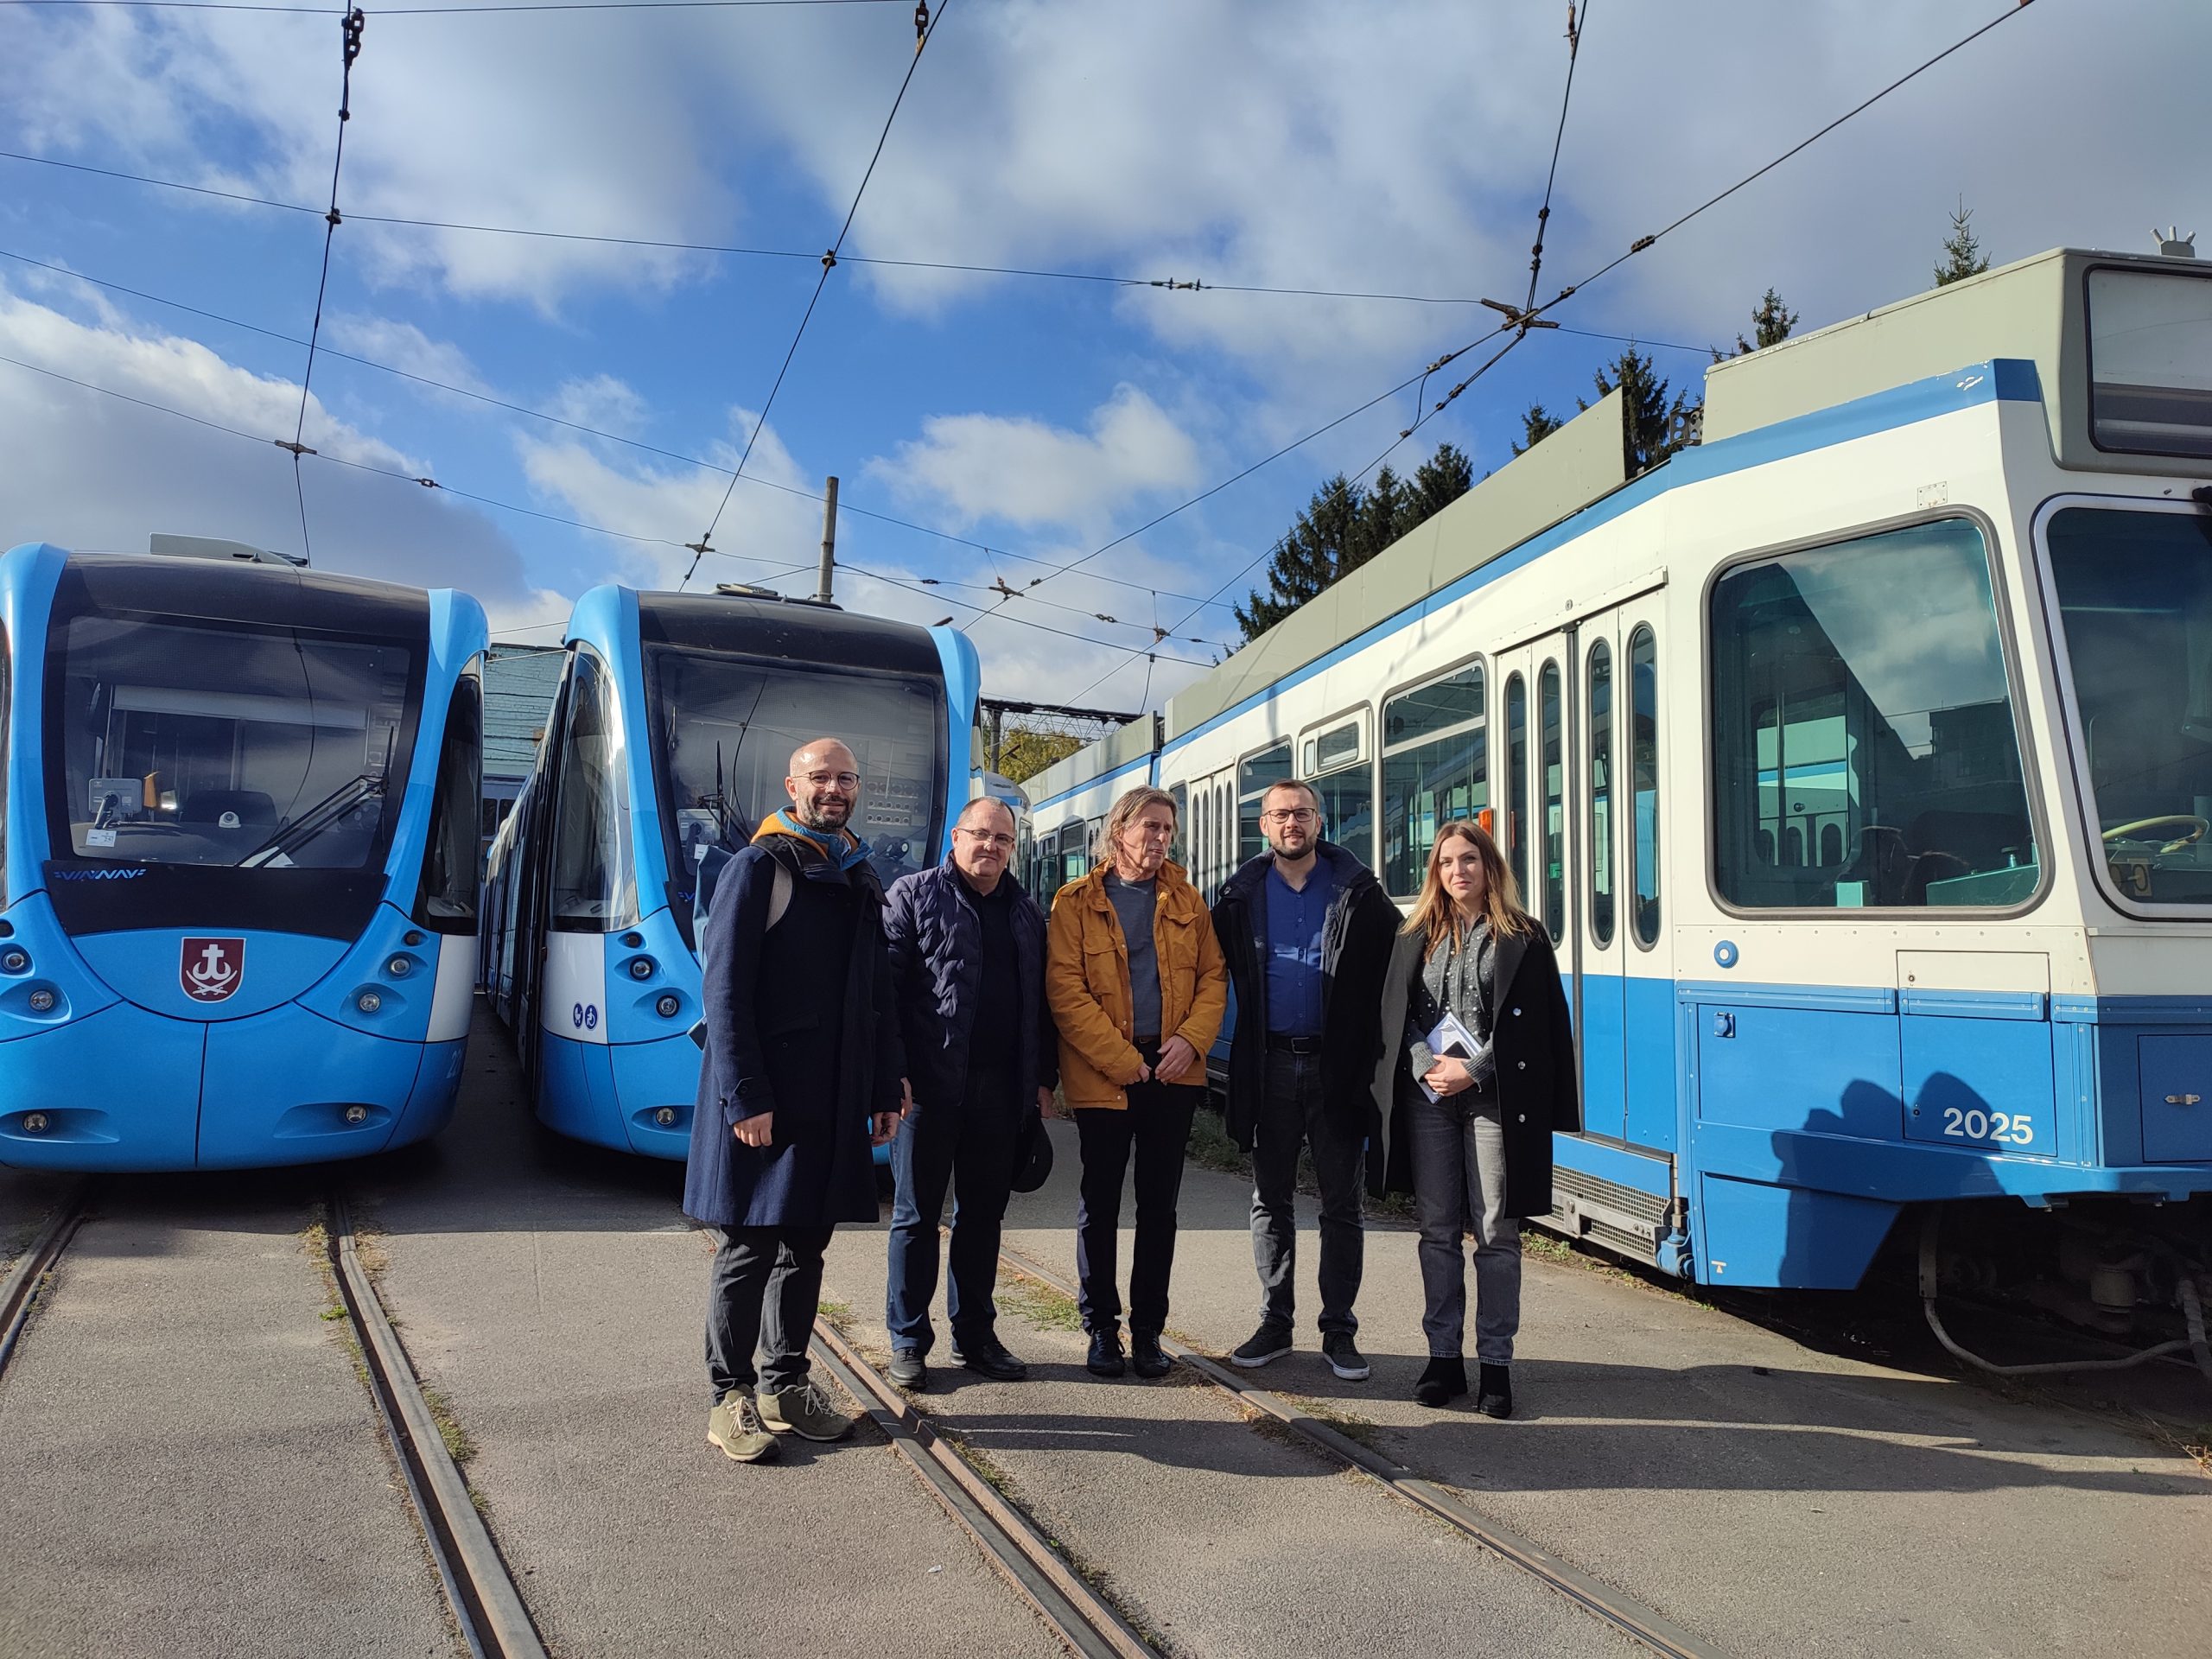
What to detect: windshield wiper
<box><xmin>236</xmin><ymin>771</ymin><xmax>386</xmax><ymax>868</ymax></box>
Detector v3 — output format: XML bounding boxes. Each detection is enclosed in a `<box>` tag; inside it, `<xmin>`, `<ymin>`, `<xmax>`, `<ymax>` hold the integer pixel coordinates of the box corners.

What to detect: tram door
<box><xmin>1517</xmin><ymin>590</ymin><xmax>1673</xmax><ymax>1152</ymax></box>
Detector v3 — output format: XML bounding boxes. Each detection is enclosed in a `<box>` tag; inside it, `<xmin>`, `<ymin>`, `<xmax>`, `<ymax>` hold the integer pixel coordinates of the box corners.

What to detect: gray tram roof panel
<box><xmin>1160</xmin><ymin>385</ymin><xmax>1628</xmax><ymax>745</ymax></box>
<box><xmin>483</xmin><ymin>642</ymin><xmax>567</xmax><ymax>783</ymax></box>
<box><xmin>1702</xmin><ymin>245</ymin><xmax>2212</xmax><ymax>475</ymax></box>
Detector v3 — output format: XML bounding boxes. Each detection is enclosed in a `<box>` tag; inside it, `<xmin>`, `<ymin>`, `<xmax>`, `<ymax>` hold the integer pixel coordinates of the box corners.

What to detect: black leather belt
<box><xmin>1266</xmin><ymin>1033</ymin><xmax>1323</xmax><ymax>1055</ymax></box>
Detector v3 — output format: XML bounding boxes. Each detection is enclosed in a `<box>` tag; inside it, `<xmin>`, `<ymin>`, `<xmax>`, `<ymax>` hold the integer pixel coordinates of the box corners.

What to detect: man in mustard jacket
<box><xmin>1046</xmin><ymin>785</ymin><xmax>1228</xmax><ymax>1379</ymax></box>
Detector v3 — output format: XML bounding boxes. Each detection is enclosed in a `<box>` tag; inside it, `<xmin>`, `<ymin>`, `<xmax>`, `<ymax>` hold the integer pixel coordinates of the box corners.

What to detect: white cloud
<box><xmin>323</xmin><ymin>315</ymin><xmax>492</xmax><ymax>402</ymax></box>
<box><xmin>547</xmin><ymin>374</ymin><xmax>650</xmax><ymax>438</ymax></box>
<box><xmin>0</xmin><ymin>285</ymin><xmax>563</xmax><ymax>626</ymax></box>
<box><xmin>868</xmin><ymin>385</ymin><xmax>1201</xmax><ymax>532</ymax></box>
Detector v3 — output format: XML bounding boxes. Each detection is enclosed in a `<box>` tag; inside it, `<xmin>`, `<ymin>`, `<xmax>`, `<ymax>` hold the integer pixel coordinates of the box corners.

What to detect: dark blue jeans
<box><xmin>886</xmin><ymin>1065</ymin><xmax>1019</xmax><ymax>1355</ymax></box>
<box><xmin>1075</xmin><ymin>1058</ymin><xmax>1202</xmax><ymax>1338</ymax></box>
<box><xmin>1251</xmin><ymin>1046</ymin><xmax>1367</xmax><ymax>1337</ymax></box>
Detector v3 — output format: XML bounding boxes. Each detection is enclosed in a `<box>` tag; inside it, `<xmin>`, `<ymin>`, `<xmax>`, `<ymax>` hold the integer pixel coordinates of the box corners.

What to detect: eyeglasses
<box><xmin>1260</xmin><ymin>808</ymin><xmax>1319</xmax><ymax>824</ymax></box>
<box><xmin>800</xmin><ymin>771</ymin><xmax>861</xmax><ymax>791</ymax></box>
<box><xmin>956</xmin><ymin>829</ymin><xmax>1015</xmax><ymax>849</ymax></box>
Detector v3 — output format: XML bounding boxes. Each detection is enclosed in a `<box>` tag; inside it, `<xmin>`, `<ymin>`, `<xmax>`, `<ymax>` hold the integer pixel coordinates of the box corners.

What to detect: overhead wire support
<box><xmin>682</xmin><ymin>0</ymin><xmax>950</xmax><ymax>587</ymax></box>
<box><xmin>287</xmin><ymin>3</ymin><xmax>365</xmax><ymax>564</ymax></box>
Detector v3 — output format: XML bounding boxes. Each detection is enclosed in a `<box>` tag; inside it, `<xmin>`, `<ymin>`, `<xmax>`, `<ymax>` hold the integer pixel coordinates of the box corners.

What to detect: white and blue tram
<box><xmin>1026</xmin><ymin>245</ymin><xmax>2212</xmax><ymax>1294</ymax></box>
<box><xmin>0</xmin><ymin>538</ymin><xmax>488</xmax><ymax>1170</ymax></box>
<box><xmin>481</xmin><ymin>583</ymin><xmax>980</xmax><ymax>1159</ymax></box>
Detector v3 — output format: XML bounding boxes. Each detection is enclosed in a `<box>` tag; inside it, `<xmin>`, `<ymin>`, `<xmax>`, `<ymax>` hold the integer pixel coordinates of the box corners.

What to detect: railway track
<box><xmin>0</xmin><ymin>1185</ymin><xmax>548</xmax><ymax>1659</ymax></box>
<box><xmin>986</xmin><ymin>1241</ymin><xmax>1726</xmax><ymax>1659</ymax></box>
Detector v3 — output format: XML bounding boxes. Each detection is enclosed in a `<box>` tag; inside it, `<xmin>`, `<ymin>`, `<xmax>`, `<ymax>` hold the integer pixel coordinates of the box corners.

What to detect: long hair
<box><xmin>1403</xmin><ymin>818</ymin><xmax>1530</xmax><ymax>953</ymax></box>
<box><xmin>1094</xmin><ymin>785</ymin><xmax>1179</xmax><ymax>864</ymax></box>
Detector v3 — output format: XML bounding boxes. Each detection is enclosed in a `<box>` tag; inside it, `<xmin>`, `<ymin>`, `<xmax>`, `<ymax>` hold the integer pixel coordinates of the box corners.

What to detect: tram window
<box><xmin>1381</xmin><ymin>663</ymin><xmax>1486</xmax><ymax>899</ymax></box>
<box><xmin>1191</xmin><ymin>789</ymin><xmax>1207</xmax><ymax>893</ymax></box>
<box><xmin>1169</xmin><ymin>782</ymin><xmax>1188</xmax><ymax>868</ymax></box>
<box><xmin>1630</xmin><ymin>628</ymin><xmax>1661</xmax><ymax>944</ymax></box>
<box><xmin>652</xmin><ymin>650</ymin><xmax>944</xmax><ymax>893</ymax></box>
<box><xmin>1239</xmin><ymin>741</ymin><xmax>1292</xmax><ymax>865</ymax></box>
<box><xmin>49</xmin><ymin>614</ymin><xmax>414</xmax><ymax>869</ymax></box>
<box><xmin>2048</xmin><ymin>505</ymin><xmax>2212</xmax><ymax>906</ymax></box>
<box><xmin>415</xmin><ymin>667</ymin><xmax>484</xmax><ymax>932</ymax></box>
<box><xmin>548</xmin><ymin>649</ymin><xmax>638</xmax><ymax>931</ymax></box>
<box><xmin>2085</xmin><ymin>266</ymin><xmax>2212</xmax><ymax>460</ymax></box>
<box><xmin>1302</xmin><ymin>715</ymin><xmax>1374</xmax><ymax>867</ymax></box>
<box><xmin>1710</xmin><ymin>519</ymin><xmax>2033</xmax><ymax>911</ymax></box>
<box><xmin>1538</xmin><ymin>663</ymin><xmax>1565</xmax><ymax>941</ymax></box>
<box><xmin>1588</xmin><ymin>639</ymin><xmax>1614</xmax><ymax>946</ymax></box>
<box><xmin>1504</xmin><ymin>673</ymin><xmax>1529</xmax><ymax>900</ymax></box>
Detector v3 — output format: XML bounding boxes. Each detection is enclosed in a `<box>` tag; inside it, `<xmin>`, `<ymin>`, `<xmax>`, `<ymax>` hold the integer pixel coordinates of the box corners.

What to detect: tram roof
<box><xmin>631</xmin><ymin>588</ymin><xmax>943</xmax><ymax>677</ymax></box>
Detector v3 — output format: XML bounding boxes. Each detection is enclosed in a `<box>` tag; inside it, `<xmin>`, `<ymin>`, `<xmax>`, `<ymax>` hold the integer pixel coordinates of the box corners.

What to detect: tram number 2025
<box><xmin>1942</xmin><ymin>1106</ymin><xmax>2034</xmax><ymax>1146</ymax></box>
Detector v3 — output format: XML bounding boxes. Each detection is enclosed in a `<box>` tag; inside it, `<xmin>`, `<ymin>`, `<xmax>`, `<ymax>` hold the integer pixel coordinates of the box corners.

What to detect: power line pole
<box><xmin>814</xmin><ymin>474</ymin><xmax>839</xmax><ymax>603</ymax></box>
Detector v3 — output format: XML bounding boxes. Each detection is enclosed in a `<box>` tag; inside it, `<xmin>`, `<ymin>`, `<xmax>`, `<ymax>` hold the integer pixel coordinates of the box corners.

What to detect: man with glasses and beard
<box><xmin>1211</xmin><ymin>779</ymin><xmax>1400</xmax><ymax>1382</ymax></box>
<box><xmin>880</xmin><ymin>797</ymin><xmax>1058</xmax><ymax>1389</ymax></box>
<box><xmin>687</xmin><ymin>737</ymin><xmax>909</xmax><ymax>1464</ymax></box>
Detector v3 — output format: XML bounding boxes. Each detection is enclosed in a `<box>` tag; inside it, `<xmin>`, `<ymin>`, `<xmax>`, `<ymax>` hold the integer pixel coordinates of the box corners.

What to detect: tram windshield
<box><xmin>48</xmin><ymin>614</ymin><xmax>416</xmax><ymax>869</ymax></box>
<box><xmin>649</xmin><ymin>648</ymin><xmax>944</xmax><ymax>899</ymax></box>
<box><xmin>2046</xmin><ymin>504</ymin><xmax>2212</xmax><ymax>906</ymax></box>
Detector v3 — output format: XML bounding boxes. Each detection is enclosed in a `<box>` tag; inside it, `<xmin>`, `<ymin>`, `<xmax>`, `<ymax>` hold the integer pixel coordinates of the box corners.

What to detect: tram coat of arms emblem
<box><xmin>181</xmin><ymin>937</ymin><xmax>245</xmax><ymax>1003</ymax></box>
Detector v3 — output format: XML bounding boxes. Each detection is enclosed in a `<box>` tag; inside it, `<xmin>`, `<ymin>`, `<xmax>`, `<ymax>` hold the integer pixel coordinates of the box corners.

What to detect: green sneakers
<box><xmin>707</xmin><ymin>1387</ymin><xmax>779</xmax><ymax>1463</ymax></box>
<box><xmin>759</xmin><ymin>1377</ymin><xmax>859</xmax><ymax>1443</ymax></box>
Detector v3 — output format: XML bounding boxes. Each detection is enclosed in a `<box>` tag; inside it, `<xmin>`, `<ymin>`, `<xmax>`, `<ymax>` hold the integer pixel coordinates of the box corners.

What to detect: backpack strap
<box><xmin>765</xmin><ymin>861</ymin><xmax>792</xmax><ymax>931</ymax></box>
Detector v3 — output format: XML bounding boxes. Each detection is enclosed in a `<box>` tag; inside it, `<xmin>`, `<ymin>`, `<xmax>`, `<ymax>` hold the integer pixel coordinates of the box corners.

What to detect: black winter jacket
<box><xmin>882</xmin><ymin>858</ymin><xmax>1057</xmax><ymax>1115</ymax></box>
<box><xmin>1211</xmin><ymin>842</ymin><xmax>1402</xmax><ymax>1164</ymax></box>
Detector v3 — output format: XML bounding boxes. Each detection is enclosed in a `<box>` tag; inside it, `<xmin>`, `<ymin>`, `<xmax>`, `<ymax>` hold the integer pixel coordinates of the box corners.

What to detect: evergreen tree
<box><xmin>1511</xmin><ymin>404</ymin><xmax>1565</xmax><ymax>456</ymax></box>
<box><xmin>1720</xmin><ymin>287</ymin><xmax>1798</xmax><ymax>358</ymax></box>
<box><xmin>1235</xmin><ymin>442</ymin><xmax>1473</xmax><ymax>641</ymax></box>
<box><xmin>1580</xmin><ymin>346</ymin><xmax>1698</xmax><ymax>474</ymax></box>
<box><xmin>1936</xmin><ymin>198</ymin><xmax>1991</xmax><ymax>286</ymax></box>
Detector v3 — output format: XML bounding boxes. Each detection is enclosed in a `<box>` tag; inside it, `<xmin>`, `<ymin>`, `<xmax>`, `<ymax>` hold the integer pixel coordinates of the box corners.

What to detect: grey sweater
<box><xmin>1405</xmin><ymin>918</ymin><xmax>1497</xmax><ymax>1093</ymax></box>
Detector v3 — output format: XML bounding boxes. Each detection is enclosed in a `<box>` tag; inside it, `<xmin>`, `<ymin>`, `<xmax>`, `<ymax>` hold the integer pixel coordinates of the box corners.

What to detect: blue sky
<box><xmin>1</xmin><ymin>0</ymin><xmax>2205</xmax><ymax>706</ymax></box>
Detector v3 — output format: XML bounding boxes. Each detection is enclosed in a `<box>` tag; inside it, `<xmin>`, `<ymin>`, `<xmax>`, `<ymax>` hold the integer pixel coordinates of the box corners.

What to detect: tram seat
<box><xmin>1838</xmin><ymin>824</ymin><xmax>1912</xmax><ymax>906</ymax></box>
<box><xmin>182</xmin><ymin>789</ymin><xmax>277</xmax><ymax>827</ymax></box>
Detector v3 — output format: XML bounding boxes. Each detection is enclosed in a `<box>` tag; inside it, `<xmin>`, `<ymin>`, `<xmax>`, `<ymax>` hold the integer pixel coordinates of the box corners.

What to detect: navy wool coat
<box><xmin>882</xmin><ymin>858</ymin><xmax>1057</xmax><ymax>1116</ymax></box>
<box><xmin>683</xmin><ymin>835</ymin><xmax>905</xmax><ymax>1229</ymax></box>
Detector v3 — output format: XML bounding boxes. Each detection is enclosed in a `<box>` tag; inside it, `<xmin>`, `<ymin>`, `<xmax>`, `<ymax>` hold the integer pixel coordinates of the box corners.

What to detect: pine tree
<box><xmin>1512</xmin><ymin>404</ymin><xmax>1565</xmax><ymax>456</ymax></box>
<box><xmin>1235</xmin><ymin>443</ymin><xmax>1473</xmax><ymax>641</ymax></box>
<box><xmin>1580</xmin><ymin>346</ymin><xmax>1698</xmax><ymax>474</ymax></box>
<box><xmin>1936</xmin><ymin>198</ymin><xmax>1991</xmax><ymax>286</ymax></box>
<box><xmin>1721</xmin><ymin>287</ymin><xmax>1798</xmax><ymax>358</ymax></box>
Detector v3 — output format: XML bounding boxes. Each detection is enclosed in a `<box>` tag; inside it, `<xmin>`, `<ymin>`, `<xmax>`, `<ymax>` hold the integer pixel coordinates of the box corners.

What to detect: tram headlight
<box><xmin>654</xmin><ymin>1107</ymin><xmax>677</xmax><ymax>1127</ymax></box>
<box><xmin>358</xmin><ymin>990</ymin><xmax>383</xmax><ymax>1014</ymax></box>
<box><xmin>22</xmin><ymin>1113</ymin><xmax>48</xmax><ymax>1134</ymax></box>
<box><xmin>656</xmin><ymin>994</ymin><xmax>681</xmax><ymax>1019</ymax></box>
<box><xmin>344</xmin><ymin>1105</ymin><xmax>368</xmax><ymax>1125</ymax></box>
<box><xmin>629</xmin><ymin>957</ymin><xmax>656</xmax><ymax>982</ymax></box>
<box><xmin>385</xmin><ymin>955</ymin><xmax>413</xmax><ymax>979</ymax></box>
<box><xmin>1</xmin><ymin>949</ymin><xmax>27</xmax><ymax>974</ymax></box>
<box><xmin>27</xmin><ymin>989</ymin><xmax>55</xmax><ymax>1014</ymax></box>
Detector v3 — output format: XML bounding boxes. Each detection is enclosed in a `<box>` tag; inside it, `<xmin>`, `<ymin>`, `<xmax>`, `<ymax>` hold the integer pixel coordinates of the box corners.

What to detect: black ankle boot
<box><xmin>1413</xmin><ymin>1355</ymin><xmax>1466</xmax><ymax>1408</ymax></box>
<box><xmin>1475</xmin><ymin>1363</ymin><xmax>1513</xmax><ymax>1419</ymax></box>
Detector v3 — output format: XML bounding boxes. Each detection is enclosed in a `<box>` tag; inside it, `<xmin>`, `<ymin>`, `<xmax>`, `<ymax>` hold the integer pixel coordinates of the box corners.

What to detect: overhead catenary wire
<box><xmin>283</xmin><ymin>3</ymin><xmax>365</xmax><ymax>563</ymax></box>
<box><xmin>1</xmin><ymin>0</ymin><xmax>906</xmax><ymax>11</ymax></box>
<box><xmin>1053</xmin><ymin>0</ymin><xmax>2034</xmax><ymax>705</ymax></box>
<box><xmin>680</xmin><ymin>0</ymin><xmax>950</xmax><ymax>586</ymax></box>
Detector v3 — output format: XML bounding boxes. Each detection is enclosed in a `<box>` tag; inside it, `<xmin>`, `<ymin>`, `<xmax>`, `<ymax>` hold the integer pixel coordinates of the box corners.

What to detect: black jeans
<box><xmin>1075</xmin><ymin>1051</ymin><xmax>1202</xmax><ymax>1337</ymax></box>
<box><xmin>1250</xmin><ymin>1046</ymin><xmax>1366</xmax><ymax>1337</ymax></box>
<box><xmin>704</xmin><ymin>1224</ymin><xmax>834</xmax><ymax>1403</ymax></box>
<box><xmin>885</xmin><ymin>1064</ymin><xmax>1020</xmax><ymax>1355</ymax></box>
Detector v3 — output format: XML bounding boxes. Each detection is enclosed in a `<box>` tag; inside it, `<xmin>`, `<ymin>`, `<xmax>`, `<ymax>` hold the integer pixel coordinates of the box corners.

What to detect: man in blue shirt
<box><xmin>1211</xmin><ymin>779</ymin><xmax>1401</xmax><ymax>1381</ymax></box>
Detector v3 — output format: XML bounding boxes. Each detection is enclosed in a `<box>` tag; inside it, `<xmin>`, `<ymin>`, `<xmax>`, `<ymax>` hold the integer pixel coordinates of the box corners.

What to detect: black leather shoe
<box><xmin>887</xmin><ymin>1349</ymin><xmax>927</xmax><ymax>1389</ymax></box>
<box><xmin>1129</xmin><ymin>1331</ymin><xmax>1172</xmax><ymax>1379</ymax></box>
<box><xmin>1413</xmin><ymin>1355</ymin><xmax>1466</xmax><ymax>1408</ymax></box>
<box><xmin>951</xmin><ymin>1338</ymin><xmax>1029</xmax><ymax>1382</ymax></box>
<box><xmin>1086</xmin><ymin>1328</ymin><xmax>1126</xmax><ymax>1377</ymax></box>
<box><xmin>1475</xmin><ymin>1363</ymin><xmax>1513</xmax><ymax>1419</ymax></box>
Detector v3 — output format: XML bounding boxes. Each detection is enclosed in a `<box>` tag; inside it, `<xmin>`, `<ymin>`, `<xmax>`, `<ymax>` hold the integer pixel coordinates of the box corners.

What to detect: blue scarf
<box><xmin>754</xmin><ymin>808</ymin><xmax>873</xmax><ymax>871</ymax></box>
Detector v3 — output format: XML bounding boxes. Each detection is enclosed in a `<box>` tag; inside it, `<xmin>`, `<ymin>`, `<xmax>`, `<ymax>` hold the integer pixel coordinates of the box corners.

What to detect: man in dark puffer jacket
<box><xmin>880</xmin><ymin>797</ymin><xmax>1058</xmax><ymax>1389</ymax></box>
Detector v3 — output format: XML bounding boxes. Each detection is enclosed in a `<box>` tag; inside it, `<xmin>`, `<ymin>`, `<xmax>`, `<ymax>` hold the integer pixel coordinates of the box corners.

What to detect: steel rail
<box><xmin>0</xmin><ymin>1185</ymin><xmax>90</xmax><ymax>1379</ymax></box>
<box><xmin>810</xmin><ymin>1315</ymin><xmax>1156</xmax><ymax>1659</ymax></box>
<box><xmin>995</xmin><ymin>1243</ymin><xmax>1727</xmax><ymax>1659</ymax></box>
<box><xmin>329</xmin><ymin>1196</ymin><xmax>548</xmax><ymax>1659</ymax></box>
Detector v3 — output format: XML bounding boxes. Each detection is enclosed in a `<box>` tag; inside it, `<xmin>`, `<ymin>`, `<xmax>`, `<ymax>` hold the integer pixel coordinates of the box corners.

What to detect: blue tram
<box><xmin>0</xmin><ymin>538</ymin><xmax>489</xmax><ymax>1170</ymax></box>
<box><xmin>481</xmin><ymin>583</ymin><xmax>980</xmax><ymax>1158</ymax></box>
<box><xmin>1024</xmin><ymin>245</ymin><xmax>2212</xmax><ymax>1310</ymax></box>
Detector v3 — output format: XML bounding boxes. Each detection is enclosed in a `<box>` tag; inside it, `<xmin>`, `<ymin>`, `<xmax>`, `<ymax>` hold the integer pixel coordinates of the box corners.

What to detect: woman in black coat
<box><xmin>1370</xmin><ymin>819</ymin><xmax>1579</xmax><ymax>1419</ymax></box>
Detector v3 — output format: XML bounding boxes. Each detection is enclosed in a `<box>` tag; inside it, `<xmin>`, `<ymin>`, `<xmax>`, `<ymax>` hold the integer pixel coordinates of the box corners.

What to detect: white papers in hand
<box><xmin>1418</xmin><ymin>1010</ymin><xmax>1485</xmax><ymax>1103</ymax></box>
